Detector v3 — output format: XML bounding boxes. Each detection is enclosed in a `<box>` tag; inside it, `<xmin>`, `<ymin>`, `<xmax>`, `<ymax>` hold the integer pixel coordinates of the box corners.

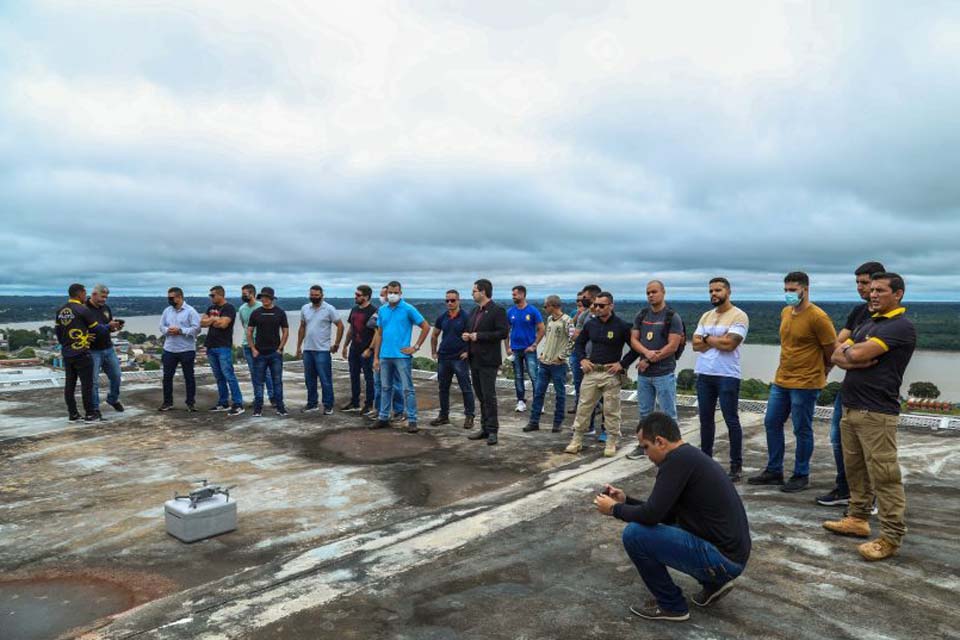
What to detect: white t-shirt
<box><xmin>300</xmin><ymin>301</ymin><xmax>339</xmax><ymax>351</ymax></box>
<box><xmin>694</xmin><ymin>306</ymin><xmax>749</xmax><ymax>379</ymax></box>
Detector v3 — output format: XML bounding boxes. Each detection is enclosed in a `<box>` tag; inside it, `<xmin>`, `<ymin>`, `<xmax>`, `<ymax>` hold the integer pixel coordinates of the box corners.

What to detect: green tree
<box><xmin>143</xmin><ymin>360</ymin><xmax>161</xmax><ymax>371</ymax></box>
<box><xmin>412</xmin><ymin>356</ymin><xmax>437</xmax><ymax>372</ymax></box>
<box><xmin>740</xmin><ymin>378</ymin><xmax>770</xmax><ymax>400</ymax></box>
<box><xmin>818</xmin><ymin>381</ymin><xmax>842</xmax><ymax>406</ymax></box>
<box><xmin>17</xmin><ymin>347</ymin><xmax>37</xmax><ymax>358</ymax></box>
<box><xmin>908</xmin><ymin>381</ymin><xmax>940</xmax><ymax>399</ymax></box>
<box><xmin>7</xmin><ymin>329</ymin><xmax>43</xmax><ymax>350</ymax></box>
<box><xmin>677</xmin><ymin>368</ymin><xmax>696</xmax><ymax>390</ymax></box>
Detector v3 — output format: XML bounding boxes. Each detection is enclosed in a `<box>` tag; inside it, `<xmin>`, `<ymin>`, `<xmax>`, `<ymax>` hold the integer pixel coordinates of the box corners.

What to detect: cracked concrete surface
<box><xmin>1</xmin><ymin>367</ymin><xmax>958</xmax><ymax>639</ymax></box>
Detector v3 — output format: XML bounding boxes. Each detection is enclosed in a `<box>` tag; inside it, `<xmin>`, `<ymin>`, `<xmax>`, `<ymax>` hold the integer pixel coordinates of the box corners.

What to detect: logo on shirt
<box><xmin>607</xmin><ymin>331</ymin><xmax>614</xmax><ymax>339</ymax></box>
<box><xmin>646</xmin><ymin>331</ymin><xmax>654</xmax><ymax>341</ymax></box>
<box><xmin>525</xmin><ymin>314</ymin><xmax>531</xmax><ymax>321</ymax></box>
<box><xmin>58</xmin><ymin>307</ymin><xmax>75</xmax><ymax>326</ymax></box>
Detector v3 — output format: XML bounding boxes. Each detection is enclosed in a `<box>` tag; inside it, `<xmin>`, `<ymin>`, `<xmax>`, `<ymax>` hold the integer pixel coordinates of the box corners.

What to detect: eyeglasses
<box><xmin>208</xmin><ymin>293</ymin><xmax>216</xmax><ymax>298</ymax></box>
<box><xmin>445</xmin><ymin>299</ymin><xmax>458</xmax><ymax>303</ymax></box>
<box><xmin>591</xmin><ymin>302</ymin><xmax>609</xmax><ymax>309</ymax></box>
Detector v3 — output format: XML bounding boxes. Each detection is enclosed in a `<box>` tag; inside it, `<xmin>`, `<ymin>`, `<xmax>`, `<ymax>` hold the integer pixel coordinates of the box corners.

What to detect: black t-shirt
<box><xmin>613</xmin><ymin>443</ymin><xmax>752</xmax><ymax>566</ymax></box>
<box><xmin>348</xmin><ymin>305</ymin><xmax>376</xmax><ymax>351</ymax></box>
<box><xmin>205</xmin><ymin>302</ymin><xmax>237</xmax><ymax>350</ymax></box>
<box><xmin>55</xmin><ymin>300</ymin><xmax>100</xmax><ymax>358</ymax></box>
<box><xmin>86</xmin><ymin>302</ymin><xmax>114</xmax><ymax>350</ymax></box>
<box><xmin>248</xmin><ymin>306</ymin><xmax>288</xmax><ymax>353</ymax></box>
<box><xmin>841</xmin><ymin>308</ymin><xmax>916</xmax><ymax>415</ymax></box>
<box><xmin>843</xmin><ymin>303</ymin><xmax>871</xmax><ymax>333</ymax></box>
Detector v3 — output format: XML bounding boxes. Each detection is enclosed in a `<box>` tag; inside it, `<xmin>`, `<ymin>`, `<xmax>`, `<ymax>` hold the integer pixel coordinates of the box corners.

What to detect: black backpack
<box><xmin>637</xmin><ymin>307</ymin><xmax>687</xmax><ymax>359</ymax></box>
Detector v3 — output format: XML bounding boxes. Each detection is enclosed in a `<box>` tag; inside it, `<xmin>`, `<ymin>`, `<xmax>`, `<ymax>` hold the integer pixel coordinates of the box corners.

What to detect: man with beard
<box><xmin>690</xmin><ymin>278</ymin><xmax>749</xmax><ymax>482</ymax></box>
<box><xmin>463</xmin><ymin>278</ymin><xmax>509</xmax><ymax>445</ymax></box>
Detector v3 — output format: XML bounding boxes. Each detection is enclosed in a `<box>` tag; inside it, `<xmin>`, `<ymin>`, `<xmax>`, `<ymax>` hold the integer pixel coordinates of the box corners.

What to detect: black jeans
<box><xmin>64</xmin><ymin>353</ymin><xmax>95</xmax><ymax>416</ymax></box>
<box><xmin>348</xmin><ymin>345</ymin><xmax>375</xmax><ymax>408</ymax></box>
<box><xmin>162</xmin><ymin>350</ymin><xmax>196</xmax><ymax>406</ymax></box>
<box><xmin>438</xmin><ymin>357</ymin><xmax>475</xmax><ymax>417</ymax></box>
<box><xmin>470</xmin><ymin>364</ymin><xmax>499</xmax><ymax>433</ymax></box>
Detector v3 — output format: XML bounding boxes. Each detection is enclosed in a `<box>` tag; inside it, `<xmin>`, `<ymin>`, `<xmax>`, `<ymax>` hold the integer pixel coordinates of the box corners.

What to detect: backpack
<box><xmin>637</xmin><ymin>307</ymin><xmax>687</xmax><ymax>360</ymax></box>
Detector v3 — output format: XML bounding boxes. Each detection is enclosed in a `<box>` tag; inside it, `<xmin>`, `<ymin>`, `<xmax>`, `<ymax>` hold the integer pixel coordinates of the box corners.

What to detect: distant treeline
<box><xmin>1</xmin><ymin>296</ymin><xmax>958</xmax><ymax>351</ymax></box>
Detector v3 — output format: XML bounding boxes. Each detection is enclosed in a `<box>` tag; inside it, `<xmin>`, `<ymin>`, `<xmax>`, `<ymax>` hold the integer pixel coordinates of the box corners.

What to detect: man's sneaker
<box><xmin>729</xmin><ymin>464</ymin><xmax>742</xmax><ymax>483</ymax></box>
<box><xmin>157</xmin><ymin>404</ymin><xmax>174</xmax><ymax>412</ymax></box>
<box><xmin>228</xmin><ymin>405</ymin><xmax>245</xmax><ymax>416</ymax></box>
<box><xmin>692</xmin><ymin>579</ymin><xmax>738</xmax><ymax>608</ymax></box>
<box><xmin>390</xmin><ymin>412</ymin><xmax>406</xmax><ymax>423</ymax></box>
<box><xmin>68</xmin><ymin>413</ymin><xmax>82</xmax><ymax>422</ymax></box>
<box><xmin>252</xmin><ymin>408</ymin><xmax>263</xmax><ymax>418</ymax></box>
<box><xmin>269</xmin><ymin>398</ymin><xmax>278</xmax><ymax>407</ymax></box>
<box><xmin>597</xmin><ymin>431</ymin><xmax>607</xmax><ymax>443</ymax></box>
<box><xmin>463</xmin><ymin>416</ymin><xmax>475</xmax><ymax>430</ymax></box>
<box><xmin>871</xmin><ymin>500</ymin><xmax>879</xmax><ymax>516</ymax></box>
<box><xmin>626</xmin><ymin>445</ymin><xmax>646</xmax><ymax>461</ymax></box>
<box><xmin>747</xmin><ymin>470</ymin><xmax>784</xmax><ymax>486</ymax></box>
<box><xmin>276</xmin><ymin>407</ymin><xmax>289</xmax><ymax>417</ymax></box>
<box><xmin>487</xmin><ymin>432</ymin><xmax>498</xmax><ymax>445</ymax></box>
<box><xmin>551</xmin><ymin>424</ymin><xmax>563</xmax><ymax>433</ymax></box>
<box><xmin>323</xmin><ymin>407</ymin><xmax>334</xmax><ymax>416</ymax></box>
<box><xmin>467</xmin><ymin>430</ymin><xmax>488</xmax><ymax>440</ymax></box>
<box><xmin>584</xmin><ymin>426</ymin><xmax>597</xmax><ymax>437</ymax></box>
<box><xmin>406</xmin><ymin>422</ymin><xmax>420</xmax><ymax>434</ymax></box>
<box><xmin>83</xmin><ymin>413</ymin><xmax>105</xmax><ymax>423</ymax></box>
<box><xmin>629</xmin><ymin>602</ymin><xmax>690</xmax><ymax>622</ymax></box>
<box><xmin>858</xmin><ymin>537</ymin><xmax>899</xmax><ymax>561</ymax></box>
<box><xmin>108</xmin><ymin>401</ymin><xmax>124</xmax><ymax>412</ymax></box>
<box><xmin>816</xmin><ymin>487</ymin><xmax>850</xmax><ymax>507</ymax></box>
<box><xmin>301</xmin><ymin>405</ymin><xmax>320</xmax><ymax>414</ymax></box>
<box><xmin>369</xmin><ymin>419</ymin><xmax>390</xmax><ymax>430</ymax></box>
<box><xmin>185</xmin><ymin>404</ymin><xmax>197</xmax><ymax>413</ymax></box>
<box><xmin>340</xmin><ymin>403</ymin><xmax>360</xmax><ymax>412</ymax></box>
<box><xmin>515</xmin><ymin>400</ymin><xmax>526</xmax><ymax>412</ymax></box>
<box><xmin>781</xmin><ymin>475</ymin><xmax>809</xmax><ymax>493</ymax></box>
<box><xmin>360</xmin><ymin>405</ymin><xmax>374</xmax><ymax>416</ymax></box>
<box><xmin>523</xmin><ymin>423</ymin><xmax>540</xmax><ymax>432</ymax></box>
<box><xmin>823</xmin><ymin>516</ymin><xmax>871</xmax><ymax>538</ymax></box>
<box><xmin>209</xmin><ymin>405</ymin><xmax>229</xmax><ymax>412</ymax></box>
<box><xmin>430</xmin><ymin>415</ymin><xmax>450</xmax><ymax>427</ymax></box>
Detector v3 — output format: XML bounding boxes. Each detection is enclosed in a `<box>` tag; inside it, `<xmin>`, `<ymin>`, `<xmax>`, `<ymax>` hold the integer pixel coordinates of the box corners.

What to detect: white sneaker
<box><xmin>515</xmin><ymin>400</ymin><xmax>527</xmax><ymax>412</ymax></box>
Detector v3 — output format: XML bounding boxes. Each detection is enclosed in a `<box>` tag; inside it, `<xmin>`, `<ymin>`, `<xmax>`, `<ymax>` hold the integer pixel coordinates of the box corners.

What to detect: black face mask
<box><xmin>310</xmin><ymin>297</ymin><xmax>322</xmax><ymax>305</ymax></box>
<box><xmin>168</xmin><ymin>297</ymin><xmax>178</xmax><ymax>307</ymax></box>
<box><xmin>241</xmin><ymin>294</ymin><xmax>251</xmax><ymax>303</ymax></box>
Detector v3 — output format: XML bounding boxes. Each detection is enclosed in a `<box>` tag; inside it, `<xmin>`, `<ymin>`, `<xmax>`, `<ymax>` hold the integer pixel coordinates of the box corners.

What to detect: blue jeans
<box><xmin>830</xmin><ymin>392</ymin><xmax>849</xmax><ymax>494</ymax></box>
<box><xmin>253</xmin><ymin>350</ymin><xmax>284</xmax><ymax>410</ymax></box>
<box><xmin>379</xmin><ymin>358</ymin><xmax>417</xmax><ymax>422</ymax></box>
<box><xmin>637</xmin><ymin>372</ymin><xmax>677</xmax><ymax>420</ymax></box>
<box><xmin>374</xmin><ymin>360</ymin><xmax>405</xmax><ymax>415</ymax></box>
<box><xmin>529</xmin><ymin>362</ymin><xmax>567</xmax><ymax>427</ymax></box>
<box><xmin>208</xmin><ymin>346</ymin><xmax>243</xmax><ymax>407</ymax></box>
<box><xmin>303</xmin><ymin>350</ymin><xmax>334</xmax><ymax>409</ymax></box>
<box><xmin>162</xmin><ymin>350</ymin><xmax>196</xmax><ymax>406</ymax></box>
<box><xmin>348</xmin><ymin>345</ymin><xmax>375</xmax><ymax>408</ymax></box>
<box><xmin>437</xmin><ymin>357</ymin><xmax>475</xmax><ymax>417</ymax></box>
<box><xmin>622</xmin><ymin>523</ymin><xmax>744</xmax><ymax>614</ymax></box>
<box><xmin>697</xmin><ymin>374</ymin><xmax>743</xmax><ymax>466</ymax></box>
<box><xmin>512</xmin><ymin>349</ymin><xmax>539</xmax><ymax>402</ymax></box>
<box><xmin>89</xmin><ymin>347</ymin><xmax>121</xmax><ymax>409</ymax></box>
<box><xmin>763</xmin><ymin>383</ymin><xmax>820</xmax><ymax>477</ymax></box>
<box><xmin>243</xmin><ymin>345</ymin><xmax>274</xmax><ymax>402</ymax></box>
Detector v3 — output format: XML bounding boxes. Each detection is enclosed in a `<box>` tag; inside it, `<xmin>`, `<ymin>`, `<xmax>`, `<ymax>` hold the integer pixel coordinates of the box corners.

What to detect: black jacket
<box><xmin>467</xmin><ymin>301</ymin><xmax>509</xmax><ymax>368</ymax></box>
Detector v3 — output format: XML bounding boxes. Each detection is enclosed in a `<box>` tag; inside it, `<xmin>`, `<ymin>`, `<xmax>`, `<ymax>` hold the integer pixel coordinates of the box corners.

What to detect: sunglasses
<box><xmin>591</xmin><ymin>302</ymin><xmax>609</xmax><ymax>309</ymax></box>
<box><xmin>208</xmin><ymin>293</ymin><xmax>216</xmax><ymax>298</ymax></box>
<box><xmin>445</xmin><ymin>299</ymin><xmax>458</xmax><ymax>303</ymax></box>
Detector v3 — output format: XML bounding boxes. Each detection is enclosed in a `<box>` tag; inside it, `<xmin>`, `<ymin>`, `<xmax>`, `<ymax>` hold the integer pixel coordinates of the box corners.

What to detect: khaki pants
<box><xmin>573</xmin><ymin>368</ymin><xmax>624</xmax><ymax>438</ymax></box>
<box><xmin>840</xmin><ymin>407</ymin><xmax>906</xmax><ymax>546</ymax></box>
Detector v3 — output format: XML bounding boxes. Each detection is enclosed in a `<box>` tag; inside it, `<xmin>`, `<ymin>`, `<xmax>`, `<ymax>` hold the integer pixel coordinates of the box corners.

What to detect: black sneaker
<box><xmin>68</xmin><ymin>413</ymin><xmax>82</xmax><ymax>422</ymax></box>
<box><xmin>369</xmin><ymin>419</ymin><xmax>390</xmax><ymax>430</ymax></box>
<box><xmin>340</xmin><ymin>403</ymin><xmax>360</xmax><ymax>412</ymax></box>
<box><xmin>467</xmin><ymin>430</ymin><xmax>488</xmax><ymax>440</ymax></box>
<box><xmin>390</xmin><ymin>412</ymin><xmax>405</xmax><ymax>423</ymax></box>
<box><xmin>269</xmin><ymin>398</ymin><xmax>278</xmax><ymax>407</ymax></box>
<box><xmin>430</xmin><ymin>415</ymin><xmax>450</xmax><ymax>426</ymax></box>
<box><xmin>301</xmin><ymin>405</ymin><xmax>320</xmax><ymax>413</ymax></box>
<box><xmin>487</xmin><ymin>432</ymin><xmax>498</xmax><ymax>445</ymax></box>
<box><xmin>108</xmin><ymin>401</ymin><xmax>124</xmax><ymax>412</ymax></box>
<box><xmin>816</xmin><ymin>487</ymin><xmax>850</xmax><ymax>506</ymax></box>
<box><xmin>185</xmin><ymin>404</ymin><xmax>197</xmax><ymax>413</ymax></box>
<box><xmin>629</xmin><ymin>602</ymin><xmax>690</xmax><ymax>622</ymax></box>
<box><xmin>406</xmin><ymin>422</ymin><xmax>420</xmax><ymax>434</ymax></box>
<box><xmin>228</xmin><ymin>405</ymin><xmax>245</xmax><ymax>416</ymax></box>
<box><xmin>253</xmin><ymin>407</ymin><xmax>263</xmax><ymax>418</ymax></box>
<box><xmin>276</xmin><ymin>407</ymin><xmax>289</xmax><ymax>417</ymax></box>
<box><xmin>209</xmin><ymin>405</ymin><xmax>229</xmax><ymax>412</ymax></box>
<box><xmin>729</xmin><ymin>464</ymin><xmax>742</xmax><ymax>483</ymax></box>
<box><xmin>781</xmin><ymin>475</ymin><xmax>809</xmax><ymax>493</ymax></box>
<box><xmin>747</xmin><ymin>470</ymin><xmax>784</xmax><ymax>486</ymax></box>
<box><xmin>83</xmin><ymin>413</ymin><xmax>104</xmax><ymax>423</ymax></box>
<box><xmin>522</xmin><ymin>423</ymin><xmax>540</xmax><ymax>432</ymax></box>
<box><xmin>360</xmin><ymin>405</ymin><xmax>374</xmax><ymax>416</ymax></box>
<box><xmin>626</xmin><ymin>445</ymin><xmax>646</xmax><ymax>461</ymax></box>
<box><xmin>692</xmin><ymin>579</ymin><xmax>738</xmax><ymax>607</ymax></box>
<box><xmin>157</xmin><ymin>404</ymin><xmax>174</xmax><ymax>412</ymax></box>
<box><xmin>551</xmin><ymin>424</ymin><xmax>563</xmax><ymax>433</ymax></box>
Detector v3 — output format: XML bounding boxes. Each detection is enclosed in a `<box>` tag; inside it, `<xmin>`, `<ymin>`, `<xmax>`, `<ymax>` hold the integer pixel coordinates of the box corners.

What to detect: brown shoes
<box><xmin>564</xmin><ymin>433</ymin><xmax>584</xmax><ymax>454</ymax></box>
<box><xmin>822</xmin><ymin>516</ymin><xmax>871</xmax><ymax>538</ymax></box>
<box><xmin>858</xmin><ymin>538</ymin><xmax>900</xmax><ymax>561</ymax></box>
<box><xmin>463</xmin><ymin>416</ymin><xmax>474</xmax><ymax>430</ymax></box>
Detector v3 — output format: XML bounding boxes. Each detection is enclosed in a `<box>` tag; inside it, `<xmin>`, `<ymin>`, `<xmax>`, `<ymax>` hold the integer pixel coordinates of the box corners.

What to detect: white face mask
<box><xmin>387</xmin><ymin>293</ymin><xmax>401</xmax><ymax>304</ymax></box>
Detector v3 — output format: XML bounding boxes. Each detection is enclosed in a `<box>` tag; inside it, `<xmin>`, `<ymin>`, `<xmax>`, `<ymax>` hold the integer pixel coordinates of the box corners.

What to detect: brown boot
<box><xmin>463</xmin><ymin>416</ymin><xmax>475</xmax><ymax>430</ymax></box>
<box><xmin>603</xmin><ymin>435</ymin><xmax>618</xmax><ymax>458</ymax></box>
<box><xmin>858</xmin><ymin>538</ymin><xmax>899</xmax><ymax>561</ymax></box>
<box><xmin>564</xmin><ymin>432</ymin><xmax>584</xmax><ymax>454</ymax></box>
<box><xmin>822</xmin><ymin>516</ymin><xmax>871</xmax><ymax>538</ymax></box>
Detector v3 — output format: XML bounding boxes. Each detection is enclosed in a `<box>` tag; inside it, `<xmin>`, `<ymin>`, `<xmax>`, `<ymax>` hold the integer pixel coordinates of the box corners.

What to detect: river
<box><xmin>3</xmin><ymin>313</ymin><xmax>958</xmax><ymax>400</ymax></box>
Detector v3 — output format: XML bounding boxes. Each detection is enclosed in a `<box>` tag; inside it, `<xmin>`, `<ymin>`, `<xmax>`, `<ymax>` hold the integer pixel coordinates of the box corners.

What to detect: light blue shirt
<box><xmin>300</xmin><ymin>301</ymin><xmax>340</xmax><ymax>351</ymax></box>
<box><xmin>159</xmin><ymin>303</ymin><xmax>201</xmax><ymax>353</ymax></box>
<box><xmin>377</xmin><ymin>300</ymin><xmax>425</xmax><ymax>359</ymax></box>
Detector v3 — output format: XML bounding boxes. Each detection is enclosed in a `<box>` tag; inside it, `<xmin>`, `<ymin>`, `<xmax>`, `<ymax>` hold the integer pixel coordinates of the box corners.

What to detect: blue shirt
<box><xmin>507</xmin><ymin>304</ymin><xmax>543</xmax><ymax>350</ymax></box>
<box><xmin>159</xmin><ymin>303</ymin><xmax>201</xmax><ymax>353</ymax></box>
<box><xmin>434</xmin><ymin>309</ymin><xmax>470</xmax><ymax>359</ymax></box>
<box><xmin>378</xmin><ymin>300</ymin><xmax>425</xmax><ymax>359</ymax></box>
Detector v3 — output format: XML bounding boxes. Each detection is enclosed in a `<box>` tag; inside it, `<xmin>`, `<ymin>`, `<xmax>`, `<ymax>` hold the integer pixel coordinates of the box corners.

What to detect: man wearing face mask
<box><xmin>370</xmin><ymin>281</ymin><xmax>431</xmax><ymax>433</ymax></box>
<box><xmin>237</xmin><ymin>284</ymin><xmax>275</xmax><ymax>407</ymax></box>
<box><xmin>370</xmin><ymin>285</ymin><xmax>405</xmax><ymax>419</ymax></box>
<box><xmin>749</xmin><ymin>272</ymin><xmax>837</xmax><ymax>493</ymax></box>
<box><xmin>158</xmin><ymin>287</ymin><xmax>201</xmax><ymax>412</ymax></box>
<box><xmin>296</xmin><ymin>285</ymin><xmax>344</xmax><ymax>415</ymax></box>
<box><xmin>462</xmin><ymin>278</ymin><xmax>509</xmax><ymax>445</ymax></box>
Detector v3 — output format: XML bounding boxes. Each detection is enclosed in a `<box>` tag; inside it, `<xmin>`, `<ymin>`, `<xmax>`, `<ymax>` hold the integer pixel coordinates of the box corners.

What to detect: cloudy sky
<box><xmin>2</xmin><ymin>1</ymin><xmax>958</xmax><ymax>300</ymax></box>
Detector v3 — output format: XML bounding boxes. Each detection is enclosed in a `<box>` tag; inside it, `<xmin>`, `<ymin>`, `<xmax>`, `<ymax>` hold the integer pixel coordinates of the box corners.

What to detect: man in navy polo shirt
<box><xmin>504</xmin><ymin>285</ymin><xmax>545</xmax><ymax>413</ymax></box>
<box><xmin>429</xmin><ymin>289</ymin><xmax>476</xmax><ymax>429</ymax></box>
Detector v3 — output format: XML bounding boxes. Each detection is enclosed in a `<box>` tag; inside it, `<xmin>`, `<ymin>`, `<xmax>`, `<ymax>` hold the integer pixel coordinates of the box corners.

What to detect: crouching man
<box><xmin>594</xmin><ymin>412</ymin><xmax>751</xmax><ymax>622</ymax></box>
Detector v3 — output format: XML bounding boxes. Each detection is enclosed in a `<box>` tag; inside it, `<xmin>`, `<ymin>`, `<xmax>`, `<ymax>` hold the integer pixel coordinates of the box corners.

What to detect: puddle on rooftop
<box><xmin>300</xmin><ymin>429</ymin><xmax>439</xmax><ymax>464</ymax></box>
<box><xmin>397</xmin><ymin>463</ymin><xmax>526</xmax><ymax>507</ymax></box>
<box><xmin>0</xmin><ymin>576</ymin><xmax>135</xmax><ymax>640</ymax></box>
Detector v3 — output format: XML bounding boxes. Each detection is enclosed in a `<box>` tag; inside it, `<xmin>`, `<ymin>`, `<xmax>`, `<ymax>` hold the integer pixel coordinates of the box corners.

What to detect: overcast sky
<box><xmin>2</xmin><ymin>1</ymin><xmax>958</xmax><ymax>300</ymax></box>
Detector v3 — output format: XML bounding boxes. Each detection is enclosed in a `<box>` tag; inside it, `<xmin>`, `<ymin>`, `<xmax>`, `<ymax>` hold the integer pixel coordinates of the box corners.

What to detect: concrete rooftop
<box><xmin>1</xmin><ymin>366</ymin><xmax>958</xmax><ymax>640</ymax></box>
